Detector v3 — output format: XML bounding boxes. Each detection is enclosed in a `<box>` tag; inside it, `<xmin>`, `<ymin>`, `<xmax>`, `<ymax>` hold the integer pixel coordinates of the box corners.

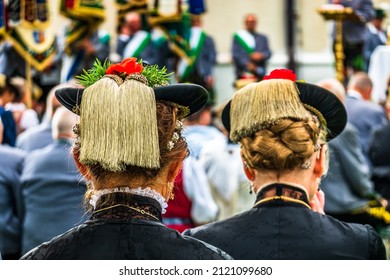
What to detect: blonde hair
<box><xmin>240</xmin><ymin>117</ymin><xmax>325</xmax><ymax>171</ymax></box>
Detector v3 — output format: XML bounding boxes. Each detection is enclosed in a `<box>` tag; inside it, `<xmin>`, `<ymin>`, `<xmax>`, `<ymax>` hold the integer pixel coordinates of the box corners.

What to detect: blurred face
<box><xmin>125</xmin><ymin>13</ymin><xmax>141</xmax><ymax>33</ymax></box>
<box><xmin>372</xmin><ymin>18</ymin><xmax>383</xmax><ymax>30</ymax></box>
<box><xmin>200</xmin><ymin>108</ymin><xmax>212</xmax><ymax>126</ymax></box>
<box><xmin>0</xmin><ymin>90</ymin><xmax>15</xmax><ymax>105</ymax></box>
<box><xmin>245</xmin><ymin>15</ymin><xmax>257</xmax><ymax>32</ymax></box>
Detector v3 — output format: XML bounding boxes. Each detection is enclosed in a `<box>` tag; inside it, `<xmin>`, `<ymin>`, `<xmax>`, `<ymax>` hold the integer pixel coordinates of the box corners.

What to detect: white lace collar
<box><xmin>89</xmin><ymin>187</ymin><xmax>168</xmax><ymax>214</ymax></box>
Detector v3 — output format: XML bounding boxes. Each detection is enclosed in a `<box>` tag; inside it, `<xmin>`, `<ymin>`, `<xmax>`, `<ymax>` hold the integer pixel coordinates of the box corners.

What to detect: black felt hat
<box><xmin>221</xmin><ymin>77</ymin><xmax>347</xmax><ymax>141</ymax></box>
<box><xmin>375</xmin><ymin>8</ymin><xmax>386</xmax><ymax>20</ymax></box>
<box><xmin>295</xmin><ymin>82</ymin><xmax>347</xmax><ymax>140</ymax></box>
<box><xmin>55</xmin><ymin>58</ymin><xmax>210</xmax><ymax>171</ymax></box>
<box><xmin>55</xmin><ymin>83</ymin><xmax>208</xmax><ymax>117</ymax></box>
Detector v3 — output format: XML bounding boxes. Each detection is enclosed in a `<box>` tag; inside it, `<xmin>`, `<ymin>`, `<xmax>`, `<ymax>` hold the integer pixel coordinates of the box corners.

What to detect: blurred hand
<box><xmin>247</xmin><ymin>61</ymin><xmax>257</xmax><ymax>72</ymax></box>
<box><xmin>250</xmin><ymin>52</ymin><xmax>265</xmax><ymax>62</ymax></box>
<box><xmin>310</xmin><ymin>190</ymin><xmax>325</xmax><ymax>214</ymax></box>
<box><xmin>380</xmin><ymin>198</ymin><xmax>389</xmax><ymax>211</ymax></box>
<box><xmin>205</xmin><ymin>76</ymin><xmax>213</xmax><ymax>89</ymax></box>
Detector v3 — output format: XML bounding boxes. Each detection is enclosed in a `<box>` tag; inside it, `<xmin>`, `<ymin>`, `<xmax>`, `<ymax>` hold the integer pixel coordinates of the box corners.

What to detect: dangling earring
<box><xmin>168</xmin><ymin>182</ymin><xmax>175</xmax><ymax>200</ymax></box>
<box><xmin>249</xmin><ymin>182</ymin><xmax>254</xmax><ymax>195</ymax></box>
<box><xmin>244</xmin><ymin>161</ymin><xmax>255</xmax><ymax>194</ymax></box>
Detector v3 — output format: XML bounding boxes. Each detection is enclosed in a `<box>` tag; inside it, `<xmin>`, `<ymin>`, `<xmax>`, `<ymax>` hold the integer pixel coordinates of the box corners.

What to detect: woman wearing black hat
<box><xmin>183</xmin><ymin>69</ymin><xmax>387</xmax><ymax>259</ymax></box>
<box><xmin>20</xmin><ymin>58</ymin><xmax>231</xmax><ymax>260</ymax></box>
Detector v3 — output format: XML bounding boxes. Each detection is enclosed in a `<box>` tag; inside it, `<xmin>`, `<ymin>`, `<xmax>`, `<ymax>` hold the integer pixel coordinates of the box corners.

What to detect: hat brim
<box><xmin>221</xmin><ymin>82</ymin><xmax>347</xmax><ymax>141</ymax></box>
<box><xmin>295</xmin><ymin>82</ymin><xmax>347</xmax><ymax>140</ymax></box>
<box><xmin>55</xmin><ymin>83</ymin><xmax>208</xmax><ymax>117</ymax></box>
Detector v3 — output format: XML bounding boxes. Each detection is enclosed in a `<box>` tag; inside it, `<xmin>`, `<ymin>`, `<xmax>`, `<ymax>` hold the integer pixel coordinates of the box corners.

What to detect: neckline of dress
<box><xmin>89</xmin><ymin>186</ymin><xmax>168</xmax><ymax>214</ymax></box>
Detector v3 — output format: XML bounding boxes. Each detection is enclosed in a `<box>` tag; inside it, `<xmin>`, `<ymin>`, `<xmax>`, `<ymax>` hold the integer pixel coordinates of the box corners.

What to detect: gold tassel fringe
<box><xmin>230</xmin><ymin>79</ymin><xmax>312</xmax><ymax>142</ymax></box>
<box><xmin>79</xmin><ymin>76</ymin><xmax>160</xmax><ymax>171</ymax></box>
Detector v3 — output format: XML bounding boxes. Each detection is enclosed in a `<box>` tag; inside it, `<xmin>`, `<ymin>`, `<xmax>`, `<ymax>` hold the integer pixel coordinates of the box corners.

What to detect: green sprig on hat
<box><xmin>142</xmin><ymin>64</ymin><xmax>171</xmax><ymax>87</ymax></box>
<box><xmin>76</xmin><ymin>59</ymin><xmax>111</xmax><ymax>88</ymax></box>
<box><xmin>75</xmin><ymin>58</ymin><xmax>172</xmax><ymax>88</ymax></box>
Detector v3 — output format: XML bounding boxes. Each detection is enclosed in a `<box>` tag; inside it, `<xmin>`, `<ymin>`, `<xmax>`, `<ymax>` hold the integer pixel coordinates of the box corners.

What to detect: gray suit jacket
<box><xmin>16</xmin><ymin>122</ymin><xmax>53</xmax><ymax>152</ymax></box>
<box><xmin>329</xmin><ymin>0</ymin><xmax>375</xmax><ymax>43</ymax></box>
<box><xmin>345</xmin><ymin>93</ymin><xmax>388</xmax><ymax>165</ymax></box>
<box><xmin>321</xmin><ymin>123</ymin><xmax>376</xmax><ymax>214</ymax></box>
<box><xmin>194</xmin><ymin>35</ymin><xmax>217</xmax><ymax>80</ymax></box>
<box><xmin>0</xmin><ymin>145</ymin><xmax>26</xmax><ymax>257</ymax></box>
<box><xmin>20</xmin><ymin>139</ymin><xmax>87</xmax><ymax>254</ymax></box>
<box><xmin>369</xmin><ymin>123</ymin><xmax>390</xmax><ymax>198</ymax></box>
<box><xmin>232</xmin><ymin>31</ymin><xmax>271</xmax><ymax>79</ymax></box>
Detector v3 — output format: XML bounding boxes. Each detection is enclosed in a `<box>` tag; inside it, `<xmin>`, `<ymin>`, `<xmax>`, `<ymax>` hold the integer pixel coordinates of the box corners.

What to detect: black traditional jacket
<box><xmin>184</xmin><ymin>183</ymin><xmax>386</xmax><ymax>260</ymax></box>
<box><xmin>20</xmin><ymin>193</ymin><xmax>231</xmax><ymax>260</ymax></box>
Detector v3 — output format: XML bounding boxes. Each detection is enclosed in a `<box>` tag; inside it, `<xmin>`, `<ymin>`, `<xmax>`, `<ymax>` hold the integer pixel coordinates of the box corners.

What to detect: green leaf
<box><xmin>75</xmin><ymin>58</ymin><xmax>173</xmax><ymax>88</ymax></box>
<box><xmin>142</xmin><ymin>64</ymin><xmax>173</xmax><ymax>87</ymax></box>
<box><xmin>76</xmin><ymin>58</ymin><xmax>111</xmax><ymax>87</ymax></box>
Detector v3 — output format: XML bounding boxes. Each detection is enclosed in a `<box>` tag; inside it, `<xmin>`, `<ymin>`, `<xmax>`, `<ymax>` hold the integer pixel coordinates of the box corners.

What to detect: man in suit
<box><xmin>16</xmin><ymin>84</ymin><xmax>64</xmax><ymax>152</ymax></box>
<box><xmin>0</xmin><ymin>122</ymin><xmax>26</xmax><ymax>259</ymax></box>
<box><xmin>177</xmin><ymin>15</ymin><xmax>217</xmax><ymax>104</ymax></box>
<box><xmin>364</xmin><ymin>8</ymin><xmax>387</xmax><ymax>71</ymax></box>
<box><xmin>345</xmin><ymin>72</ymin><xmax>388</xmax><ymax>166</ymax></box>
<box><xmin>61</xmin><ymin>30</ymin><xmax>110</xmax><ymax>83</ymax></box>
<box><xmin>232</xmin><ymin>13</ymin><xmax>272</xmax><ymax>82</ymax></box>
<box><xmin>116</xmin><ymin>12</ymin><xmax>156</xmax><ymax>64</ymax></box>
<box><xmin>369</xmin><ymin>122</ymin><xmax>390</xmax><ymax>199</ymax></box>
<box><xmin>329</xmin><ymin>0</ymin><xmax>375</xmax><ymax>78</ymax></box>
<box><xmin>20</xmin><ymin>107</ymin><xmax>87</xmax><ymax>255</ymax></box>
<box><xmin>317</xmin><ymin>78</ymin><xmax>390</xmax><ymax>230</ymax></box>
<box><xmin>0</xmin><ymin>75</ymin><xmax>19</xmax><ymax>147</ymax></box>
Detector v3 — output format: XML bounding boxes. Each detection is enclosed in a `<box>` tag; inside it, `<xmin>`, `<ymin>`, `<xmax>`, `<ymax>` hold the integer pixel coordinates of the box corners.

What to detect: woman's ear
<box><xmin>242</xmin><ymin>158</ymin><xmax>255</xmax><ymax>181</ymax></box>
<box><xmin>73</xmin><ymin>151</ymin><xmax>92</xmax><ymax>180</ymax></box>
<box><xmin>314</xmin><ymin>144</ymin><xmax>328</xmax><ymax>178</ymax></box>
<box><xmin>167</xmin><ymin>159</ymin><xmax>183</xmax><ymax>182</ymax></box>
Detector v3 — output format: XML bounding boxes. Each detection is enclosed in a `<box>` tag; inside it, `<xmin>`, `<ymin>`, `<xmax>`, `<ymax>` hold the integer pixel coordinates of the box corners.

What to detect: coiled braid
<box><xmin>240</xmin><ymin>118</ymin><xmax>323</xmax><ymax>170</ymax></box>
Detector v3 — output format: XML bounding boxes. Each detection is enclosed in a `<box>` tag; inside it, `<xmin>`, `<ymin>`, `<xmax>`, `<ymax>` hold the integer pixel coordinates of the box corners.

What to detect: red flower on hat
<box><xmin>106</xmin><ymin>57</ymin><xmax>143</xmax><ymax>76</ymax></box>
<box><xmin>263</xmin><ymin>69</ymin><xmax>296</xmax><ymax>81</ymax></box>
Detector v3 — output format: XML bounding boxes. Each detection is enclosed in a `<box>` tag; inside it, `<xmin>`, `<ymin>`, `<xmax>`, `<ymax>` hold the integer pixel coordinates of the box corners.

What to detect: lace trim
<box><xmin>89</xmin><ymin>187</ymin><xmax>168</xmax><ymax>213</ymax></box>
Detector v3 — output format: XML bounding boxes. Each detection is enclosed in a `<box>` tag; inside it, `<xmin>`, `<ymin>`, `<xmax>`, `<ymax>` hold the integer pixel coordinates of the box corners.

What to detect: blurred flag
<box><xmin>60</xmin><ymin>0</ymin><xmax>105</xmax><ymax>55</ymax></box>
<box><xmin>3</xmin><ymin>0</ymin><xmax>56</xmax><ymax>71</ymax></box>
<box><xmin>148</xmin><ymin>0</ymin><xmax>191</xmax><ymax>60</ymax></box>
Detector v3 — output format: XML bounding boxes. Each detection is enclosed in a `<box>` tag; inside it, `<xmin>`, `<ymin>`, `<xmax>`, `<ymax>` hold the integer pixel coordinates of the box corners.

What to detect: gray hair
<box><xmin>316</xmin><ymin>78</ymin><xmax>346</xmax><ymax>103</ymax></box>
<box><xmin>51</xmin><ymin>106</ymin><xmax>79</xmax><ymax>140</ymax></box>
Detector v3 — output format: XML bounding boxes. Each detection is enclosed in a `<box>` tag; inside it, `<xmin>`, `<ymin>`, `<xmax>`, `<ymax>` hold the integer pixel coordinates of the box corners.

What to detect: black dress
<box><xmin>20</xmin><ymin>193</ymin><xmax>232</xmax><ymax>260</ymax></box>
<box><xmin>183</xmin><ymin>183</ymin><xmax>387</xmax><ymax>260</ymax></box>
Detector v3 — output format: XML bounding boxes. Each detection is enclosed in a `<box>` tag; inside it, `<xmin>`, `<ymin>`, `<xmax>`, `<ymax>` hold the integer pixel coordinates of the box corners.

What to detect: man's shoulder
<box><xmin>16</xmin><ymin>123</ymin><xmax>52</xmax><ymax>149</ymax></box>
<box><xmin>0</xmin><ymin>145</ymin><xmax>26</xmax><ymax>161</ymax></box>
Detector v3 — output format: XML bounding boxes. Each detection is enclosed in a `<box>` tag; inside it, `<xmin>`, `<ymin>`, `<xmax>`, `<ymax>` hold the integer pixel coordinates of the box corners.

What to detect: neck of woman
<box><xmin>256</xmin><ymin>182</ymin><xmax>309</xmax><ymax>200</ymax></box>
<box><xmin>253</xmin><ymin>169</ymin><xmax>313</xmax><ymax>199</ymax></box>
